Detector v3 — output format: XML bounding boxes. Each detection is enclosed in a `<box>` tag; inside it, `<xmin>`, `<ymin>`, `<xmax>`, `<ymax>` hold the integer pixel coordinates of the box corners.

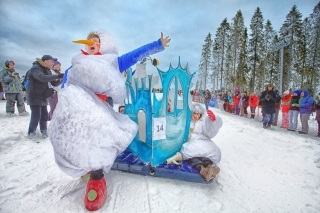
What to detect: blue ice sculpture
<box><xmin>113</xmin><ymin>58</ymin><xmax>212</xmax><ymax>183</ymax></box>
<box><xmin>124</xmin><ymin>58</ymin><xmax>194</xmax><ymax>166</ymax></box>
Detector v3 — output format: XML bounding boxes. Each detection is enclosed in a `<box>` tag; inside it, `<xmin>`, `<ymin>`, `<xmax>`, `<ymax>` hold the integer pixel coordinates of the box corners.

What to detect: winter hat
<box><xmin>53</xmin><ymin>60</ymin><xmax>61</xmax><ymax>66</ymax></box>
<box><xmin>293</xmin><ymin>89</ymin><xmax>301</xmax><ymax>96</ymax></box>
<box><xmin>90</xmin><ymin>30</ymin><xmax>119</xmax><ymax>55</ymax></box>
<box><xmin>283</xmin><ymin>90</ymin><xmax>289</xmax><ymax>95</ymax></box>
<box><xmin>302</xmin><ymin>89</ymin><xmax>309</xmax><ymax>97</ymax></box>
<box><xmin>4</xmin><ymin>60</ymin><xmax>14</xmax><ymax>67</ymax></box>
<box><xmin>191</xmin><ymin>103</ymin><xmax>205</xmax><ymax>115</ymax></box>
<box><xmin>41</xmin><ymin>55</ymin><xmax>57</xmax><ymax>61</ymax></box>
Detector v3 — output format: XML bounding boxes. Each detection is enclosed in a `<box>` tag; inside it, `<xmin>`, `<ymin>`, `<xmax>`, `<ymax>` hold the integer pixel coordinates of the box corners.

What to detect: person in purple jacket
<box><xmin>298</xmin><ymin>89</ymin><xmax>314</xmax><ymax>134</ymax></box>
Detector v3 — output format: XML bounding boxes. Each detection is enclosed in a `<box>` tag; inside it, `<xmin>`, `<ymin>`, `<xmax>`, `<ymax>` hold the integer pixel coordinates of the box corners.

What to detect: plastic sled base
<box><xmin>111</xmin><ymin>149</ymin><xmax>213</xmax><ymax>184</ymax></box>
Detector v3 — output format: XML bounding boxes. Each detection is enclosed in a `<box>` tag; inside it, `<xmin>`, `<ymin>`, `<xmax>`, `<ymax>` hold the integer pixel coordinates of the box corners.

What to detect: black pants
<box><xmin>91</xmin><ymin>169</ymin><xmax>104</xmax><ymax>180</ymax></box>
<box><xmin>28</xmin><ymin>105</ymin><xmax>48</xmax><ymax>134</ymax></box>
<box><xmin>188</xmin><ymin>157</ymin><xmax>213</xmax><ymax>171</ymax></box>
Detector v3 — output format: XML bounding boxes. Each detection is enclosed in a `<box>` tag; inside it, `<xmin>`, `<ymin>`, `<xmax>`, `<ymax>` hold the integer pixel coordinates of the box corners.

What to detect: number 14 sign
<box><xmin>152</xmin><ymin>117</ymin><xmax>166</xmax><ymax>140</ymax></box>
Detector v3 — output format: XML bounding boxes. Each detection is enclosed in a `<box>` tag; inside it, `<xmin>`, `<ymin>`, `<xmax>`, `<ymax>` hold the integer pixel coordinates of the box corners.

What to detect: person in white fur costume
<box><xmin>48</xmin><ymin>30</ymin><xmax>171</xmax><ymax>211</ymax></box>
<box><xmin>166</xmin><ymin>103</ymin><xmax>223</xmax><ymax>181</ymax></box>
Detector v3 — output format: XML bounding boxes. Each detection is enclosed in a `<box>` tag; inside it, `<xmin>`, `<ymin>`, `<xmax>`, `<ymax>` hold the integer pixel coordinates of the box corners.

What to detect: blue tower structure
<box><xmin>112</xmin><ymin>58</ymin><xmax>212</xmax><ymax>183</ymax></box>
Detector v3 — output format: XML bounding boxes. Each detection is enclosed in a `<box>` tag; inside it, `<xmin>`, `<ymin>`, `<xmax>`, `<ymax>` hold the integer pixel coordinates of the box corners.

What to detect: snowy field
<box><xmin>0</xmin><ymin>100</ymin><xmax>320</xmax><ymax>213</ymax></box>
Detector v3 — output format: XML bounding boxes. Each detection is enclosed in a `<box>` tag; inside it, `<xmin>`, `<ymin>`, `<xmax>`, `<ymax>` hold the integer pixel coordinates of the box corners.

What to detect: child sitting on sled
<box><xmin>166</xmin><ymin>103</ymin><xmax>223</xmax><ymax>181</ymax></box>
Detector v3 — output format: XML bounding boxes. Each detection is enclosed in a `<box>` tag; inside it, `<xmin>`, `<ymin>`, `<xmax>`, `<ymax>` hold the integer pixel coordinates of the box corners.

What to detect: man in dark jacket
<box><xmin>26</xmin><ymin>55</ymin><xmax>64</xmax><ymax>139</ymax></box>
<box><xmin>259</xmin><ymin>83</ymin><xmax>277</xmax><ymax>128</ymax></box>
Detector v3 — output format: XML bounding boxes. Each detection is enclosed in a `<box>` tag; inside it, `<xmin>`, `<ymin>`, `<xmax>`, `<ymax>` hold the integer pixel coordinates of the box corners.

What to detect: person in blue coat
<box><xmin>298</xmin><ymin>89</ymin><xmax>314</xmax><ymax>134</ymax></box>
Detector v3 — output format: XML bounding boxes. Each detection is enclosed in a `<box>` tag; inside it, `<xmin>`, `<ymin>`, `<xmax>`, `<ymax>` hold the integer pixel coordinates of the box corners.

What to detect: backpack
<box><xmin>22</xmin><ymin>70</ymin><xmax>29</xmax><ymax>90</ymax></box>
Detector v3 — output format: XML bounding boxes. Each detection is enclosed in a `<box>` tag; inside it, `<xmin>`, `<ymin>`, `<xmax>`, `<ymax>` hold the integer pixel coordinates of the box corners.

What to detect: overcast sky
<box><xmin>0</xmin><ymin>0</ymin><xmax>318</xmax><ymax>76</ymax></box>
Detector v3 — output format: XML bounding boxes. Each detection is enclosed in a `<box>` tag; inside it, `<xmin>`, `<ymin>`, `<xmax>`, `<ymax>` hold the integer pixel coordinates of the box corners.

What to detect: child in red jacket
<box><xmin>280</xmin><ymin>91</ymin><xmax>292</xmax><ymax>128</ymax></box>
<box><xmin>249</xmin><ymin>92</ymin><xmax>259</xmax><ymax>119</ymax></box>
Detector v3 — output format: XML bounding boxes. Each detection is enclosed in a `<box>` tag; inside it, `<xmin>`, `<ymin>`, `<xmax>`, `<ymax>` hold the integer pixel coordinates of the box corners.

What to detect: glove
<box><xmin>207</xmin><ymin>110</ymin><xmax>216</xmax><ymax>121</ymax></box>
<box><xmin>57</xmin><ymin>73</ymin><xmax>64</xmax><ymax>78</ymax></box>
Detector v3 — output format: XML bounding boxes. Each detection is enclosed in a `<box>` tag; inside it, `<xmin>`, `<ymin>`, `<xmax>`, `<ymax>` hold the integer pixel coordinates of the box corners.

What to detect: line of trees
<box><xmin>198</xmin><ymin>2</ymin><xmax>320</xmax><ymax>95</ymax></box>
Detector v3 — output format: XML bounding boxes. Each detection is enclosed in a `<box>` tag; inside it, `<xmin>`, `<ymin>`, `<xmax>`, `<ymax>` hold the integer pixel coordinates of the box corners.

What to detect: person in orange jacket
<box><xmin>280</xmin><ymin>91</ymin><xmax>292</xmax><ymax>128</ymax></box>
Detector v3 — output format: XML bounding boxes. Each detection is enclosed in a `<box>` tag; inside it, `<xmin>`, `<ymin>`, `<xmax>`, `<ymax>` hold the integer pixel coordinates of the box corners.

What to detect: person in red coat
<box><xmin>280</xmin><ymin>91</ymin><xmax>292</xmax><ymax>128</ymax></box>
<box><xmin>249</xmin><ymin>92</ymin><xmax>259</xmax><ymax>119</ymax></box>
<box><xmin>232</xmin><ymin>91</ymin><xmax>241</xmax><ymax>115</ymax></box>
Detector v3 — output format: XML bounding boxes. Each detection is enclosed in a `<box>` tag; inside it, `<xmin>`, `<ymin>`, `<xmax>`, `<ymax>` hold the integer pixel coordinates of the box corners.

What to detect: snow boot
<box><xmin>200</xmin><ymin>165</ymin><xmax>220</xmax><ymax>181</ymax></box>
<box><xmin>84</xmin><ymin>177</ymin><xmax>107</xmax><ymax>211</ymax></box>
<box><xmin>166</xmin><ymin>152</ymin><xmax>183</xmax><ymax>165</ymax></box>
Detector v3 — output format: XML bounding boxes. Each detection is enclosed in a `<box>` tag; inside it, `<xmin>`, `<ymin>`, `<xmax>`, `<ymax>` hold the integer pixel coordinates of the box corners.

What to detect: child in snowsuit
<box><xmin>166</xmin><ymin>103</ymin><xmax>223</xmax><ymax>181</ymax></box>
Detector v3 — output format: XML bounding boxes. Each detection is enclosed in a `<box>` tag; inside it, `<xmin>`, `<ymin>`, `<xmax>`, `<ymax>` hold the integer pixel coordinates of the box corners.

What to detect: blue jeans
<box><xmin>205</xmin><ymin>102</ymin><xmax>209</xmax><ymax>110</ymax></box>
<box><xmin>28</xmin><ymin>105</ymin><xmax>48</xmax><ymax>134</ymax></box>
<box><xmin>263</xmin><ymin>113</ymin><xmax>275</xmax><ymax>125</ymax></box>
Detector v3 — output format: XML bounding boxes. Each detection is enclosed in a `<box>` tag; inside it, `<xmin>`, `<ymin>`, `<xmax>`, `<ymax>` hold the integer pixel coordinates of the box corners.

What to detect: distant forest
<box><xmin>198</xmin><ymin>2</ymin><xmax>320</xmax><ymax>95</ymax></box>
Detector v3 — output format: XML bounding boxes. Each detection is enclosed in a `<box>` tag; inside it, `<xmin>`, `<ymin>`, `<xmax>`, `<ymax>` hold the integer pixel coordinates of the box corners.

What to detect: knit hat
<box><xmin>293</xmin><ymin>90</ymin><xmax>301</xmax><ymax>96</ymax></box>
<box><xmin>191</xmin><ymin>103</ymin><xmax>205</xmax><ymax>115</ymax></box>
<box><xmin>53</xmin><ymin>60</ymin><xmax>61</xmax><ymax>66</ymax></box>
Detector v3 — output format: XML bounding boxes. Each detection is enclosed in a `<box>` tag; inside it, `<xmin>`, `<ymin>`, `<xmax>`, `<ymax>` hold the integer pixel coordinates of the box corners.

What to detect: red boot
<box><xmin>84</xmin><ymin>178</ymin><xmax>107</xmax><ymax>211</ymax></box>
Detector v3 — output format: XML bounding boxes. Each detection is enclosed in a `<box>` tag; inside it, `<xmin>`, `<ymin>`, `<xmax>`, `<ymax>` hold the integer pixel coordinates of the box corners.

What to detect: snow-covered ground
<box><xmin>0</xmin><ymin>100</ymin><xmax>319</xmax><ymax>213</ymax></box>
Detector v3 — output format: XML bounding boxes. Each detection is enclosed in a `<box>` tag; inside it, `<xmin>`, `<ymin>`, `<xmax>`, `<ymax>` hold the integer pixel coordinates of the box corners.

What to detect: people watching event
<box><xmin>298</xmin><ymin>89</ymin><xmax>314</xmax><ymax>134</ymax></box>
<box><xmin>287</xmin><ymin>90</ymin><xmax>301</xmax><ymax>132</ymax></box>
<box><xmin>203</xmin><ymin>89</ymin><xmax>211</xmax><ymax>110</ymax></box>
<box><xmin>280</xmin><ymin>90</ymin><xmax>292</xmax><ymax>128</ymax></box>
<box><xmin>0</xmin><ymin>60</ymin><xmax>28</xmax><ymax>116</ymax></box>
<box><xmin>315</xmin><ymin>91</ymin><xmax>320</xmax><ymax>137</ymax></box>
<box><xmin>26</xmin><ymin>55</ymin><xmax>64</xmax><ymax>139</ymax></box>
<box><xmin>249</xmin><ymin>92</ymin><xmax>259</xmax><ymax>119</ymax></box>
<box><xmin>47</xmin><ymin>60</ymin><xmax>63</xmax><ymax>120</ymax></box>
<box><xmin>272</xmin><ymin>90</ymin><xmax>282</xmax><ymax>126</ymax></box>
<box><xmin>241</xmin><ymin>91</ymin><xmax>249</xmax><ymax>118</ymax></box>
<box><xmin>259</xmin><ymin>84</ymin><xmax>276</xmax><ymax>128</ymax></box>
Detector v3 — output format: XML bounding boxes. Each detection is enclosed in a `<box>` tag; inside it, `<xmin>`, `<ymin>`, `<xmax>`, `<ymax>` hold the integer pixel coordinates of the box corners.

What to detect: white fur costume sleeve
<box><xmin>181</xmin><ymin>114</ymin><xmax>223</xmax><ymax>166</ymax></box>
<box><xmin>49</xmin><ymin>47</ymin><xmax>138</xmax><ymax>177</ymax></box>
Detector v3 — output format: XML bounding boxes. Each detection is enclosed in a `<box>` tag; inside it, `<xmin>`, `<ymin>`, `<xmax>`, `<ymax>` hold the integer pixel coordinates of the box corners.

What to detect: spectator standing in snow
<box><xmin>241</xmin><ymin>91</ymin><xmax>249</xmax><ymax>118</ymax></box>
<box><xmin>287</xmin><ymin>90</ymin><xmax>301</xmax><ymax>132</ymax></box>
<box><xmin>203</xmin><ymin>89</ymin><xmax>211</xmax><ymax>110</ymax></box>
<box><xmin>298</xmin><ymin>89</ymin><xmax>314</xmax><ymax>134</ymax></box>
<box><xmin>166</xmin><ymin>103</ymin><xmax>222</xmax><ymax>182</ymax></box>
<box><xmin>249</xmin><ymin>92</ymin><xmax>259</xmax><ymax>119</ymax></box>
<box><xmin>272</xmin><ymin>90</ymin><xmax>282</xmax><ymax>126</ymax></box>
<box><xmin>259</xmin><ymin>84</ymin><xmax>276</xmax><ymax>128</ymax></box>
<box><xmin>280</xmin><ymin>90</ymin><xmax>292</xmax><ymax>128</ymax></box>
<box><xmin>232</xmin><ymin>91</ymin><xmax>241</xmax><ymax>115</ymax></box>
<box><xmin>0</xmin><ymin>60</ymin><xmax>28</xmax><ymax>116</ymax></box>
<box><xmin>26</xmin><ymin>55</ymin><xmax>64</xmax><ymax>139</ymax></box>
<box><xmin>47</xmin><ymin>60</ymin><xmax>63</xmax><ymax>120</ymax></box>
<box><xmin>315</xmin><ymin>91</ymin><xmax>320</xmax><ymax>137</ymax></box>
<box><xmin>0</xmin><ymin>82</ymin><xmax>5</xmax><ymax>100</ymax></box>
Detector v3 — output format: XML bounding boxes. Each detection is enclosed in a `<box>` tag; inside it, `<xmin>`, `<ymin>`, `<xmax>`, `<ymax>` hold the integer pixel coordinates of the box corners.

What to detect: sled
<box><xmin>112</xmin><ymin>149</ymin><xmax>212</xmax><ymax>184</ymax></box>
<box><xmin>111</xmin><ymin>59</ymin><xmax>214</xmax><ymax>184</ymax></box>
